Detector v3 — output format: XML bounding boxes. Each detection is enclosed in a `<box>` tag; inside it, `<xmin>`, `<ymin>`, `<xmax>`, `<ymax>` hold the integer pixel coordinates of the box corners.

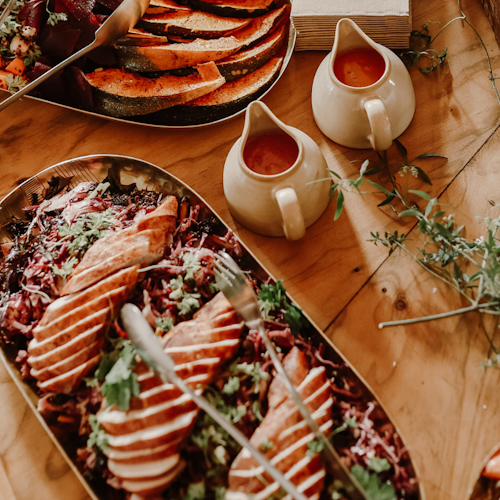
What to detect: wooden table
<box><xmin>1</xmin><ymin>0</ymin><xmax>500</xmax><ymax>499</ymax></box>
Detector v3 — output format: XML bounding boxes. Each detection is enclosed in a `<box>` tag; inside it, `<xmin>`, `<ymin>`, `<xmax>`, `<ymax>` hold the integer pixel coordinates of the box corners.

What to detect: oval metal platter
<box><xmin>0</xmin><ymin>3</ymin><xmax>295</xmax><ymax>130</ymax></box>
<box><xmin>469</xmin><ymin>444</ymin><xmax>500</xmax><ymax>500</ymax></box>
<box><xmin>0</xmin><ymin>155</ymin><xmax>424</xmax><ymax>500</ymax></box>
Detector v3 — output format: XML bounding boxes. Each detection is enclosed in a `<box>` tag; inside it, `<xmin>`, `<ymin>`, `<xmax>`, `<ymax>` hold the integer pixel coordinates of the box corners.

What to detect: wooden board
<box><xmin>1</xmin><ymin>0</ymin><xmax>500</xmax><ymax>498</ymax></box>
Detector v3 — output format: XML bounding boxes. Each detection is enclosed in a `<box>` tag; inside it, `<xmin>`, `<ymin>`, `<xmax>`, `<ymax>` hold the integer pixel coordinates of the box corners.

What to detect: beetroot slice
<box><xmin>18</xmin><ymin>0</ymin><xmax>45</xmax><ymax>35</ymax></box>
<box><xmin>60</xmin><ymin>0</ymin><xmax>96</xmax><ymax>20</ymax></box>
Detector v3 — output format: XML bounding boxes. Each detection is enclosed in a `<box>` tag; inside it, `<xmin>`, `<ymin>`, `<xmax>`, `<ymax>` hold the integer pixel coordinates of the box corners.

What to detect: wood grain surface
<box><xmin>1</xmin><ymin>0</ymin><xmax>500</xmax><ymax>499</ymax></box>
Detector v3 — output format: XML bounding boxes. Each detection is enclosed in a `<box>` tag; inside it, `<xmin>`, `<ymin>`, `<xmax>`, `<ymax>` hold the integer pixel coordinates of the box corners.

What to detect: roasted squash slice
<box><xmin>115</xmin><ymin>36</ymin><xmax>242</xmax><ymax>72</ymax></box>
<box><xmin>138</xmin><ymin>10</ymin><xmax>251</xmax><ymax>38</ymax></box>
<box><xmin>146</xmin><ymin>0</ymin><xmax>192</xmax><ymax>14</ymax></box>
<box><xmin>85</xmin><ymin>61</ymin><xmax>225</xmax><ymax>117</ymax></box>
<box><xmin>181</xmin><ymin>0</ymin><xmax>275</xmax><ymax>18</ymax></box>
<box><xmin>142</xmin><ymin>56</ymin><xmax>283</xmax><ymax>125</ymax></box>
<box><xmin>234</xmin><ymin>5</ymin><xmax>287</xmax><ymax>47</ymax></box>
<box><xmin>217</xmin><ymin>20</ymin><xmax>285</xmax><ymax>81</ymax></box>
<box><xmin>115</xmin><ymin>27</ymin><xmax>170</xmax><ymax>47</ymax></box>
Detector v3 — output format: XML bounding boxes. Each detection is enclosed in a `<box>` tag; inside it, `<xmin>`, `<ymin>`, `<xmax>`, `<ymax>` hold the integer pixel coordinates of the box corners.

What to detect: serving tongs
<box><xmin>0</xmin><ymin>0</ymin><xmax>150</xmax><ymax>112</ymax></box>
<box><xmin>120</xmin><ymin>303</ymin><xmax>309</xmax><ymax>500</ymax></box>
<box><xmin>0</xmin><ymin>0</ymin><xmax>17</xmax><ymax>29</ymax></box>
<box><xmin>213</xmin><ymin>252</ymin><xmax>369</xmax><ymax>500</ymax></box>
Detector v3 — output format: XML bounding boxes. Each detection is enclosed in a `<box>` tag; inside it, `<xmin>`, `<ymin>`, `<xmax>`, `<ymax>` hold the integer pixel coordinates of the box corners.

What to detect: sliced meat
<box><xmin>38</xmin><ymin>354</ymin><xmax>102</xmax><ymax>394</ymax></box>
<box><xmin>39</xmin><ymin>266</ymin><xmax>138</xmax><ymax>327</ymax></box>
<box><xmin>33</xmin><ymin>286</ymin><xmax>128</xmax><ymax>341</ymax></box>
<box><xmin>28</xmin><ymin>309</ymin><xmax>109</xmax><ymax>357</ymax></box>
<box><xmin>61</xmin><ymin>197</ymin><xmax>178</xmax><ymax>295</ymax></box>
<box><xmin>30</xmin><ymin>338</ymin><xmax>105</xmax><ymax>381</ymax></box>
<box><xmin>227</xmin><ymin>347</ymin><xmax>333</xmax><ymax>500</ymax></box>
<box><xmin>97</xmin><ymin>292</ymin><xmax>244</xmax><ymax>497</ymax></box>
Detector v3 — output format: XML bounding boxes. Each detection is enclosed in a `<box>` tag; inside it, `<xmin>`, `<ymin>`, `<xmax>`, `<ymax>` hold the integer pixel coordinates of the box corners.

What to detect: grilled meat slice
<box><xmin>227</xmin><ymin>347</ymin><xmax>334</xmax><ymax>500</ymax></box>
<box><xmin>61</xmin><ymin>196</ymin><xmax>178</xmax><ymax>295</ymax></box>
<box><xmin>97</xmin><ymin>292</ymin><xmax>244</xmax><ymax>498</ymax></box>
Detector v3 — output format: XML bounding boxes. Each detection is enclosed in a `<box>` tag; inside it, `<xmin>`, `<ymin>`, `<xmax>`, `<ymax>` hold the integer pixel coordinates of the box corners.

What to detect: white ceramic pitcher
<box><xmin>311</xmin><ymin>18</ymin><xmax>416</xmax><ymax>151</ymax></box>
<box><xmin>223</xmin><ymin>101</ymin><xmax>330</xmax><ymax>241</ymax></box>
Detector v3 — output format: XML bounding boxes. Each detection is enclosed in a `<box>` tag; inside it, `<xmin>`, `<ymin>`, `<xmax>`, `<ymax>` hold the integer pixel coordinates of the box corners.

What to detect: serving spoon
<box><xmin>0</xmin><ymin>0</ymin><xmax>149</xmax><ymax>112</ymax></box>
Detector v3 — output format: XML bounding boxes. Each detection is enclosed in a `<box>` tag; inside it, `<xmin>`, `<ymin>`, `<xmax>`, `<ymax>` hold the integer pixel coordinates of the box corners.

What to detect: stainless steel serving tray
<box><xmin>0</xmin><ymin>8</ymin><xmax>295</xmax><ymax>129</ymax></box>
<box><xmin>0</xmin><ymin>155</ymin><xmax>425</xmax><ymax>500</ymax></box>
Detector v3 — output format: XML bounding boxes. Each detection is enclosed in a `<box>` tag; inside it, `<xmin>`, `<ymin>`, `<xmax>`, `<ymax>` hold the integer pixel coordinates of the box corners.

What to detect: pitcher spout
<box><xmin>332</xmin><ymin>18</ymin><xmax>382</xmax><ymax>60</ymax></box>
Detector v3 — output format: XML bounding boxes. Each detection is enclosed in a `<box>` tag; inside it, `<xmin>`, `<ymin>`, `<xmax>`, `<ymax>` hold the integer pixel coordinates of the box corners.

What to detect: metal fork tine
<box><xmin>0</xmin><ymin>0</ymin><xmax>17</xmax><ymax>28</ymax></box>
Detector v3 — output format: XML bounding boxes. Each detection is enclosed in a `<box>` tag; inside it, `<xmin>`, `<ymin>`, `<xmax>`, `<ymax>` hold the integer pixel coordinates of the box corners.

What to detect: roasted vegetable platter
<box><xmin>0</xmin><ymin>0</ymin><xmax>294</xmax><ymax>127</ymax></box>
<box><xmin>0</xmin><ymin>156</ymin><xmax>423</xmax><ymax>500</ymax></box>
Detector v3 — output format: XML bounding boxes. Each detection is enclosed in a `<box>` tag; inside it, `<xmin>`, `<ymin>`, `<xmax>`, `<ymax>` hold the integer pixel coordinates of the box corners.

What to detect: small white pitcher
<box><xmin>223</xmin><ymin>101</ymin><xmax>330</xmax><ymax>241</ymax></box>
<box><xmin>311</xmin><ymin>18</ymin><xmax>416</xmax><ymax>151</ymax></box>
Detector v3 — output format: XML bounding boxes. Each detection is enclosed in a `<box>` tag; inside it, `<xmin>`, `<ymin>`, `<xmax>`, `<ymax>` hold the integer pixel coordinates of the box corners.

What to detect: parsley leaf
<box><xmin>258</xmin><ymin>280</ymin><xmax>306</xmax><ymax>335</ymax></box>
<box><xmin>222</xmin><ymin>376</ymin><xmax>240</xmax><ymax>395</ymax></box>
<box><xmin>368</xmin><ymin>457</ymin><xmax>391</xmax><ymax>473</ymax></box>
<box><xmin>184</xmin><ymin>482</ymin><xmax>205</xmax><ymax>500</ymax></box>
<box><xmin>156</xmin><ymin>316</ymin><xmax>174</xmax><ymax>333</ymax></box>
<box><xmin>87</xmin><ymin>414</ymin><xmax>108</xmax><ymax>451</ymax></box>
<box><xmin>260</xmin><ymin>438</ymin><xmax>274</xmax><ymax>452</ymax></box>
<box><xmin>98</xmin><ymin>340</ymin><xmax>139</xmax><ymax>411</ymax></box>
<box><xmin>306</xmin><ymin>439</ymin><xmax>325</xmax><ymax>457</ymax></box>
<box><xmin>351</xmin><ymin>465</ymin><xmax>397</xmax><ymax>500</ymax></box>
<box><xmin>52</xmin><ymin>256</ymin><xmax>78</xmax><ymax>279</ymax></box>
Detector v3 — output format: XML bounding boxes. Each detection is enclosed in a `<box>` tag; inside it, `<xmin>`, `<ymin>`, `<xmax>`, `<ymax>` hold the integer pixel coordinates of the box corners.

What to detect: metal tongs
<box><xmin>0</xmin><ymin>0</ymin><xmax>150</xmax><ymax>112</ymax></box>
<box><xmin>213</xmin><ymin>252</ymin><xmax>368</xmax><ymax>500</ymax></box>
<box><xmin>0</xmin><ymin>0</ymin><xmax>17</xmax><ymax>28</ymax></box>
<box><xmin>120</xmin><ymin>303</ymin><xmax>308</xmax><ymax>500</ymax></box>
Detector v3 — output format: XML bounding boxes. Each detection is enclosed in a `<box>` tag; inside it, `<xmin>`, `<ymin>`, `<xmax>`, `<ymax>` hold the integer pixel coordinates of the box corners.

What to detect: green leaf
<box><xmin>364</xmin><ymin>166</ymin><xmax>382</xmax><ymax>176</ymax></box>
<box><xmin>222</xmin><ymin>376</ymin><xmax>240</xmax><ymax>395</ymax></box>
<box><xmin>184</xmin><ymin>482</ymin><xmax>206</xmax><ymax>500</ymax></box>
<box><xmin>368</xmin><ymin>457</ymin><xmax>391</xmax><ymax>473</ymax></box>
<box><xmin>408</xmin><ymin>189</ymin><xmax>431</xmax><ymax>201</ymax></box>
<box><xmin>414</xmin><ymin>153</ymin><xmax>447</xmax><ymax>159</ymax></box>
<box><xmin>377</xmin><ymin>194</ymin><xmax>396</xmax><ymax>207</ymax></box>
<box><xmin>433</xmin><ymin>210</ymin><xmax>446</xmax><ymax>219</ymax></box>
<box><xmin>414</xmin><ymin>166</ymin><xmax>433</xmax><ymax>185</ymax></box>
<box><xmin>351</xmin><ymin>465</ymin><xmax>397</xmax><ymax>500</ymax></box>
<box><xmin>360</xmin><ymin>159</ymin><xmax>370</xmax><ymax>176</ymax></box>
<box><xmin>156</xmin><ymin>316</ymin><xmax>174</xmax><ymax>333</ymax></box>
<box><xmin>87</xmin><ymin>415</ymin><xmax>108</xmax><ymax>451</ymax></box>
<box><xmin>260</xmin><ymin>438</ymin><xmax>274</xmax><ymax>452</ymax></box>
<box><xmin>398</xmin><ymin>209</ymin><xmax>421</xmax><ymax>218</ymax></box>
<box><xmin>327</xmin><ymin>169</ymin><xmax>342</xmax><ymax>179</ymax></box>
<box><xmin>306</xmin><ymin>439</ymin><xmax>325</xmax><ymax>457</ymax></box>
<box><xmin>395</xmin><ymin>139</ymin><xmax>408</xmax><ymax>160</ymax></box>
<box><xmin>334</xmin><ymin>190</ymin><xmax>345</xmax><ymax>220</ymax></box>
<box><xmin>365</xmin><ymin>179</ymin><xmax>394</xmax><ymax>197</ymax></box>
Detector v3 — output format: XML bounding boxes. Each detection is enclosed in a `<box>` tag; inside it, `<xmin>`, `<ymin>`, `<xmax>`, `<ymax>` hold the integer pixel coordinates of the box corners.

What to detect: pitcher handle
<box><xmin>364</xmin><ymin>98</ymin><xmax>393</xmax><ymax>151</ymax></box>
<box><xmin>275</xmin><ymin>187</ymin><xmax>306</xmax><ymax>241</ymax></box>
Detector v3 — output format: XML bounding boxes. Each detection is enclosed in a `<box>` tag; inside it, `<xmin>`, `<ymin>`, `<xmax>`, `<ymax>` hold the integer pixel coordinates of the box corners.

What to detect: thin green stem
<box><xmin>379</xmin><ymin>301</ymin><xmax>499</xmax><ymax>329</ymax></box>
<box><xmin>457</xmin><ymin>0</ymin><xmax>500</xmax><ymax>106</ymax></box>
<box><xmin>429</xmin><ymin>16</ymin><xmax>465</xmax><ymax>45</ymax></box>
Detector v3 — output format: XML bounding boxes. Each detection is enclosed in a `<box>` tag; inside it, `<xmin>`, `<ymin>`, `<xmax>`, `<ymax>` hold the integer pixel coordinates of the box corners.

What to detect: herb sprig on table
<box><xmin>399</xmin><ymin>0</ymin><xmax>500</xmax><ymax>105</ymax></box>
<box><xmin>324</xmin><ymin>139</ymin><xmax>500</xmax><ymax>367</ymax></box>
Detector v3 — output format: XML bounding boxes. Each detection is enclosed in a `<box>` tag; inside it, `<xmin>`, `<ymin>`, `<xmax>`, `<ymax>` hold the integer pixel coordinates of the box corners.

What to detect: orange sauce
<box><xmin>243</xmin><ymin>131</ymin><xmax>299</xmax><ymax>176</ymax></box>
<box><xmin>334</xmin><ymin>48</ymin><xmax>385</xmax><ymax>87</ymax></box>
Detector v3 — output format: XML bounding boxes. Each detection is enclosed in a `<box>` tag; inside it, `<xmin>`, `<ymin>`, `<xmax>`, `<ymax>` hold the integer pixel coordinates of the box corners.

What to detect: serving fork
<box><xmin>213</xmin><ymin>251</ymin><xmax>368</xmax><ymax>500</ymax></box>
<box><xmin>0</xmin><ymin>0</ymin><xmax>150</xmax><ymax>112</ymax></box>
<box><xmin>0</xmin><ymin>0</ymin><xmax>17</xmax><ymax>28</ymax></box>
<box><xmin>120</xmin><ymin>303</ymin><xmax>308</xmax><ymax>500</ymax></box>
